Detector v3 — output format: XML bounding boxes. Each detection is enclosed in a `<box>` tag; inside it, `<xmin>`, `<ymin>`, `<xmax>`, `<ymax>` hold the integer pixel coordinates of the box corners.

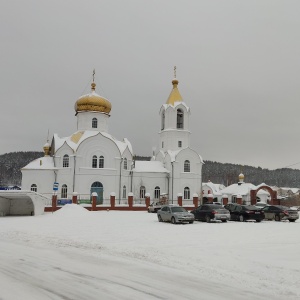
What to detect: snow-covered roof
<box><xmin>220</xmin><ymin>182</ymin><xmax>270</xmax><ymax>196</ymax></box>
<box><xmin>53</xmin><ymin>131</ymin><xmax>133</xmax><ymax>155</ymax></box>
<box><xmin>22</xmin><ymin>156</ymin><xmax>56</xmax><ymax>170</ymax></box>
<box><xmin>133</xmin><ymin>161</ymin><xmax>170</xmax><ymax>173</ymax></box>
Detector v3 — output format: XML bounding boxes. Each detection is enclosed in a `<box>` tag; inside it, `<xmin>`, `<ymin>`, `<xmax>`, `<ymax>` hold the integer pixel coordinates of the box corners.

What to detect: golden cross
<box><xmin>174</xmin><ymin>66</ymin><xmax>177</xmax><ymax>78</ymax></box>
<box><xmin>92</xmin><ymin>69</ymin><xmax>95</xmax><ymax>82</ymax></box>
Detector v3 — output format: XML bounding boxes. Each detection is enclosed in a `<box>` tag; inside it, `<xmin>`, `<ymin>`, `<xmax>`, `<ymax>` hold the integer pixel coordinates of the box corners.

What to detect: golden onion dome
<box><xmin>239</xmin><ymin>173</ymin><xmax>245</xmax><ymax>181</ymax></box>
<box><xmin>75</xmin><ymin>82</ymin><xmax>112</xmax><ymax>114</ymax></box>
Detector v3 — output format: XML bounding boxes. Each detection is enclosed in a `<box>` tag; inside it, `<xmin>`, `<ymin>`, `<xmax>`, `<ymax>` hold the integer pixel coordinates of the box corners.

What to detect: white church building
<box><xmin>21</xmin><ymin>75</ymin><xmax>203</xmax><ymax>204</ymax></box>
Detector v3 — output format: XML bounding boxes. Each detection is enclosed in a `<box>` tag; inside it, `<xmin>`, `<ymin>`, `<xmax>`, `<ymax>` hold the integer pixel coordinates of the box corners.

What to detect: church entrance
<box><xmin>90</xmin><ymin>182</ymin><xmax>103</xmax><ymax>205</ymax></box>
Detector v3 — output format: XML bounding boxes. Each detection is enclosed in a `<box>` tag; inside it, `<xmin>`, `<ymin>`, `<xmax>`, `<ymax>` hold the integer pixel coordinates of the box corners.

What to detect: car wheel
<box><xmin>239</xmin><ymin>215</ymin><xmax>244</xmax><ymax>222</ymax></box>
<box><xmin>205</xmin><ymin>215</ymin><xmax>211</xmax><ymax>223</ymax></box>
<box><xmin>221</xmin><ymin>220</ymin><xmax>227</xmax><ymax>223</ymax></box>
<box><xmin>189</xmin><ymin>221</ymin><xmax>194</xmax><ymax>224</ymax></box>
<box><xmin>256</xmin><ymin>220</ymin><xmax>261</xmax><ymax>222</ymax></box>
<box><xmin>171</xmin><ymin>217</ymin><xmax>176</xmax><ymax>224</ymax></box>
<box><xmin>158</xmin><ymin>215</ymin><xmax>163</xmax><ymax>222</ymax></box>
<box><xmin>147</xmin><ymin>209</ymin><xmax>151</xmax><ymax>213</ymax></box>
<box><xmin>289</xmin><ymin>219</ymin><xmax>296</xmax><ymax>222</ymax></box>
<box><xmin>275</xmin><ymin>215</ymin><xmax>281</xmax><ymax>222</ymax></box>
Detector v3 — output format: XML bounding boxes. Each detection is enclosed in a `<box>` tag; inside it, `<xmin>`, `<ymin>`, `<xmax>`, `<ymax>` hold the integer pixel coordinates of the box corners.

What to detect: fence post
<box><xmin>91</xmin><ymin>192</ymin><xmax>97</xmax><ymax>211</ymax></box>
<box><xmin>145</xmin><ymin>193</ymin><xmax>150</xmax><ymax>209</ymax></box>
<box><xmin>128</xmin><ymin>192</ymin><xmax>133</xmax><ymax>209</ymax></box>
<box><xmin>177</xmin><ymin>193</ymin><xmax>182</xmax><ymax>206</ymax></box>
<box><xmin>193</xmin><ymin>193</ymin><xmax>199</xmax><ymax>207</ymax></box>
<box><xmin>52</xmin><ymin>193</ymin><xmax>57</xmax><ymax>211</ymax></box>
<box><xmin>110</xmin><ymin>192</ymin><xmax>116</xmax><ymax>209</ymax></box>
<box><xmin>72</xmin><ymin>192</ymin><xmax>78</xmax><ymax>204</ymax></box>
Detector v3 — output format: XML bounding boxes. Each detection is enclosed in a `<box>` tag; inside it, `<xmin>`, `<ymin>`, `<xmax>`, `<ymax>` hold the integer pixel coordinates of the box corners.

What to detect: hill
<box><xmin>0</xmin><ymin>152</ymin><xmax>300</xmax><ymax>188</ymax></box>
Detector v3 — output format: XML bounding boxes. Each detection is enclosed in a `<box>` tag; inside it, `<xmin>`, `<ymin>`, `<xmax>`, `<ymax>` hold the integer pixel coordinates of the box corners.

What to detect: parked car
<box><xmin>255</xmin><ymin>202</ymin><xmax>268</xmax><ymax>209</ymax></box>
<box><xmin>224</xmin><ymin>203</ymin><xmax>240</xmax><ymax>212</ymax></box>
<box><xmin>261</xmin><ymin>205</ymin><xmax>299</xmax><ymax>222</ymax></box>
<box><xmin>190</xmin><ymin>204</ymin><xmax>230</xmax><ymax>223</ymax></box>
<box><xmin>148</xmin><ymin>202</ymin><xmax>163</xmax><ymax>213</ymax></box>
<box><xmin>230</xmin><ymin>205</ymin><xmax>265</xmax><ymax>222</ymax></box>
<box><xmin>157</xmin><ymin>205</ymin><xmax>194</xmax><ymax>224</ymax></box>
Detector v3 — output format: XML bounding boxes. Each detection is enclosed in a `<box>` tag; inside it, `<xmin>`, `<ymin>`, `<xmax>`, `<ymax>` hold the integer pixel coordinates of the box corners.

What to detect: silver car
<box><xmin>157</xmin><ymin>205</ymin><xmax>195</xmax><ymax>224</ymax></box>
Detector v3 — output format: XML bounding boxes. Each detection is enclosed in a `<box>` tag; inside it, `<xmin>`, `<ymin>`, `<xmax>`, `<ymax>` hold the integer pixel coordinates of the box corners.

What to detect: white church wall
<box><xmin>22</xmin><ymin>169</ymin><xmax>55</xmax><ymax>197</ymax></box>
<box><xmin>77</xmin><ymin>111</ymin><xmax>109</xmax><ymax>132</ymax></box>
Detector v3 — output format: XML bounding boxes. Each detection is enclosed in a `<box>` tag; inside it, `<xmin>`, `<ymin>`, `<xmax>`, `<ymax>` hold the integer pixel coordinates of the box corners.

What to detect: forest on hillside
<box><xmin>1</xmin><ymin>152</ymin><xmax>300</xmax><ymax>188</ymax></box>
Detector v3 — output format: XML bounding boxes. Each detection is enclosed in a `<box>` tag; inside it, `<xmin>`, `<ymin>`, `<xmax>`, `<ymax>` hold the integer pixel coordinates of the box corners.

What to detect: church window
<box><xmin>177</xmin><ymin>109</ymin><xmax>184</xmax><ymax>129</ymax></box>
<box><xmin>184</xmin><ymin>187</ymin><xmax>190</xmax><ymax>200</ymax></box>
<box><xmin>154</xmin><ymin>186</ymin><xmax>160</xmax><ymax>199</ymax></box>
<box><xmin>92</xmin><ymin>118</ymin><xmax>98</xmax><ymax>128</ymax></box>
<box><xmin>124</xmin><ymin>158</ymin><xmax>127</xmax><ymax>170</ymax></box>
<box><xmin>92</xmin><ymin>155</ymin><xmax>97</xmax><ymax>168</ymax></box>
<box><xmin>178</xmin><ymin>141</ymin><xmax>182</xmax><ymax>148</ymax></box>
<box><xmin>99</xmin><ymin>156</ymin><xmax>104</xmax><ymax>168</ymax></box>
<box><xmin>30</xmin><ymin>184</ymin><xmax>37</xmax><ymax>192</ymax></box>
<box><xmin>184</xmin><ymin>160</ymin><xmax>190</xmax><ymax>172</ymax></box>
<box><xmin>140</xmin><ymin>186</ymin><xmax>146</xmax><ymax>199</ymax></box>
<box><xmin>162</xmin><ymin>141</ymin><xmax>164</xmax><ymax>148</ymax></box>
<box><xmin>123</xmin><ymin>185</ymin><xmax>126</xmax><ymax>199</ymax></box>
<box><xmin>161</xmin><ymin>111</ymin><xmax>165</xmax><ymax>130</ymax></box>
<box><xmin>61</xmin><ymin>184</ymin><xmax>68</xmax><ymax>198</ymax></box>
<box><xmin>63</xmin><ymin>154</ymin><xmax>69</xmax><ymax>168</ymax></box>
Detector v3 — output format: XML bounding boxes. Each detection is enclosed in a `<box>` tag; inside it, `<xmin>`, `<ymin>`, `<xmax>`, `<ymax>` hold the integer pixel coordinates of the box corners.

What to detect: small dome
<box><xmin>75</xmin><ymin>82</ymin><xmax>111</xmax><ymax>114</ymax></box>
<box><xmin>43</xmin><ymin>142</ymin><xmax>51</xmax><ymax>156</ymax></box>
<box><xmin>238</xmin><ymin>173</ymin><xmax>245</xmax><ymax>182</ymax></box>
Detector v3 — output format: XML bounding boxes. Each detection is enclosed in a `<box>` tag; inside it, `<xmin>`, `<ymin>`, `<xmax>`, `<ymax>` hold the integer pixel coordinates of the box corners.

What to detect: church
<box><xmin>21</xmin><ymin>72</ymin><xmax>203</xmax><ymax>204</ymax></box>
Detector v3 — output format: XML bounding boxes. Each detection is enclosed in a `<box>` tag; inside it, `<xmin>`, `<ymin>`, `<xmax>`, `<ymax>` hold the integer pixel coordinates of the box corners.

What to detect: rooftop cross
<box><xmin>174</xmin><ymin>66</ymin><xmax>177</xmax><ymax>78</ymax></box>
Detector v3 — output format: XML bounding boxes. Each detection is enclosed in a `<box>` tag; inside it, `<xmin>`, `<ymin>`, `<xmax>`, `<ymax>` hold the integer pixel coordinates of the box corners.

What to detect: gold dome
<box><xmin>166</xmin><ymin>78</ymin><xmax>183</xmax><ymax>105</ymax></box>
<box><xmin>75</xmin><ymin>82</ymin><xmax>112</xmax><ymax>114</ymax></box>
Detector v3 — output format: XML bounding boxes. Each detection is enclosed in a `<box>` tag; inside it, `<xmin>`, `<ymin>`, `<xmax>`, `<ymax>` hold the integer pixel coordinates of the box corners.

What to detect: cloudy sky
<box><xmin>1</xmin><ymin>0</ymin><xmax>300</xmax><ymax>170</ymax></box>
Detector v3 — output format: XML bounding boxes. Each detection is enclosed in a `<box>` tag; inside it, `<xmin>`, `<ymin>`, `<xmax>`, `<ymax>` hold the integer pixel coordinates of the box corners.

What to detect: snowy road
<box><xmin>0</xmin><ymin>206</ymin><xmax>299</xmax><ymax>299</ymax></box>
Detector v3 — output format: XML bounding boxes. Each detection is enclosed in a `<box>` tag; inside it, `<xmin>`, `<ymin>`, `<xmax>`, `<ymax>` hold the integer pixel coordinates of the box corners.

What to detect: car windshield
<box><xmin>171</xmin><ymin>207</ymin><xmax>187</xmax><ymax>213</ymax></box>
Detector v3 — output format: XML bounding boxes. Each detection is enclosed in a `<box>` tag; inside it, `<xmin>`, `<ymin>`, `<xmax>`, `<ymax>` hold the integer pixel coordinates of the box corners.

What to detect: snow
<box><xmin>0</xmin><ymin>205</ymin><xmax>299</xmax><ymax>299</ymax></box>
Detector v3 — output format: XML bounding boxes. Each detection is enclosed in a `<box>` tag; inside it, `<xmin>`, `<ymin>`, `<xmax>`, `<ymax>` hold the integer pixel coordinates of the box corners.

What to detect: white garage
<box><xmin>0</xmin><ymin>190</ymin><xmax>47</xmax><ymax>216</ymax></box>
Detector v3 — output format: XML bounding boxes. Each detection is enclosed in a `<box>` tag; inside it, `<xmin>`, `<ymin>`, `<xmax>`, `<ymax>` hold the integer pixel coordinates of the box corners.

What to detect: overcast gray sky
<box><xmin>1</xmin><ymin>0</ymin><xmax>300</xmax><ymax>170</ymax></box>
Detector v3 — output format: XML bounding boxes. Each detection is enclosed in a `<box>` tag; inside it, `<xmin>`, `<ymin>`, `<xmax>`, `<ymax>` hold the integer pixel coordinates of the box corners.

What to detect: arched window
<box><xmin>161</xmin><ymin>111</ymin><xmax>165</xmax><ymax>130</ymax></box>
<box><xmin>177</xmin><ymin>109</ymin><xmax>184</xmax><ymax>129</ymax></box>
<box><xmin>92</xmin><ymin>118</ymin><xmax>98</xmax><ymax>128</ymax></box>
<box><xmin>63</xmin><ymin>154</ymin><xmax>69</xmax><ymax>168</ymax></box>
<box><xmin>99</xmin><ymin>156</ymin><xmax>104</xmax><ymax>168</ymax></box>
<box><xmin>123</xmin><ymin>185</ymin><xmax>126</xmax><ymax>199</ymax></box>
<box><xmin>154</xmin><ymin>186</ymin><xmax>160</xmax><ymax>199</ymax></box>
<box><xmin>92</xmin><ymin>155</ymin><xmax>97</xmax><ymax>168</ymax></box>
<box><xmin>30</xmin><ymin>184</ymin><xmax>37</xmax><ymax>192</ymax></box>
<box><xmin>123</xmin><ymin>158</ymin><xmax>127</xmax><ymax>170</ymax></box>
<box><xmin>140</xmin><ymin>186</ymin><xmax>146</xmax><ymax>199</ymax></box>
<box><xmin>184</xmin><ymin>160</ymin><xmax>190</xmax><ymax>172</ymax></box>
<box><xmin>61</xmin><ymin>184</ymin><xmax>68</xmax><ymax>198</ymax></box>
<box><xmin>184</xmin><ymin>187</ymin><xmax>190</xmax><ymax>200</ymax></box>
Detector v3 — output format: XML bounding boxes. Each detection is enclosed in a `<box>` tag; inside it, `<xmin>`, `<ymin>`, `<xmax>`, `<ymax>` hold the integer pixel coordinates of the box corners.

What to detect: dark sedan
<box><xmin>191</xmin><ymin>204</ymin><xmax>230</xmax><ymax>223</ymax></box>
<box><xmin>230</xmin><ymin>205</ymin><xmax>265</xmax><ymax>222</ymax></box>
<box><xmin>262</xmin><ymin>205</ymin><xmax>299</xmax><ymax>222</ymax></box>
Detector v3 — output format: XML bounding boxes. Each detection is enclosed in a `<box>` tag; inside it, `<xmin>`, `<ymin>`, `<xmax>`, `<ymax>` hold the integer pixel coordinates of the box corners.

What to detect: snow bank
<box><xmin>54</xmin><ymin>204</ymin><xmax>89</xmax><ymax>216</ymax></box>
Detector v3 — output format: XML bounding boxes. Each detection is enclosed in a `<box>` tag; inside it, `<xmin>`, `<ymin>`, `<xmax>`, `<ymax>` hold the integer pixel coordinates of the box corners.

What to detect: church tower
<box><xmin>159</xmin><ymin>71</ymin><xmax>191</xmax><ymax>152</ymax></box>
<box><xmin>74</xmin><ymin>72</ymin><xmax>112</xmax><ymax>133</ymax></box>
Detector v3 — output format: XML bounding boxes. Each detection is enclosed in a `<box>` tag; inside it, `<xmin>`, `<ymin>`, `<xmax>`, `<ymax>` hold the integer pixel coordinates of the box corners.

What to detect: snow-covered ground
<box><xmin>0</xmin><ymin>205</ymin><xmax>299</xmax><ymax>300</ymax></box>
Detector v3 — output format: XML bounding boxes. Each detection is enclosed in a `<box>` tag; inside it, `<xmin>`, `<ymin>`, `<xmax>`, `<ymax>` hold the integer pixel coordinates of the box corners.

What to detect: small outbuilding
<box><xmin>0</xmin><ymin>190</ymin><xmax>47</xmax><ymax>216</ymax></box>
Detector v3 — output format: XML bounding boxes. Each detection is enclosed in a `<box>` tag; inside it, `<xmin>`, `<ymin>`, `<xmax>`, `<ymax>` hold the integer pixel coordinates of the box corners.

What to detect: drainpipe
<box><xmin>171</xmin><ymin>161</ymin><xmax>174</xmax><ymax>204</ymax></box>
<box><xmin>72</xmin><ymin>155</ymin><xmax>76</xmax><ymax>193</ymax></box>
<box><xmin>119</xmin><ymin>157</ymin><xmax>123</xmax><ymax>204</ymax></box>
